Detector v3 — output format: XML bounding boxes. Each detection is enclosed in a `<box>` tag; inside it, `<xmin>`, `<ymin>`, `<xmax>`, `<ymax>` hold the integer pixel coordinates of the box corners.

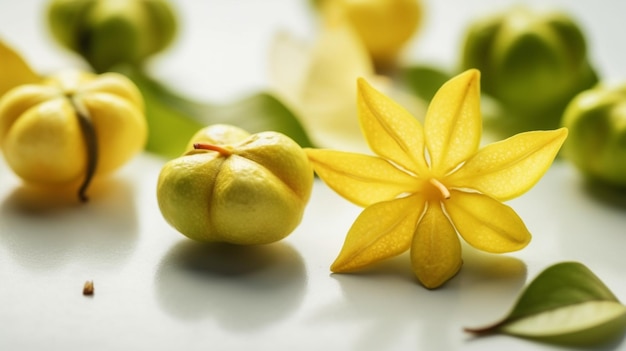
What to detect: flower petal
<box><xmin>268</xmin><ymin>22</ymin><xmax>374</xmax><ymax>151</ymax></box>
<box><xmin>447</xmin><ymin>128</ymin><xmax>568</xmax><ymax>201</ymax></box>
<box><xmin>306</xmin><ymin>148</ymin><xmax>417</xmax><ymax>207</ymax></box>
<box><xmin>357</xmin><ymin>78</ymin><xmax>429</xmax><ymax>175</ymax></box>
<box><xmin>331</xmin><ymin>195</ymin><xmax>424</xmax><ymax>272</ymax></box>
<box><xmin>445</xmin><ymin>191</ymin><xmax>531</xmax><ymax>253</ymax></box>
<box><xmin>0</xmin><ymin>40</ymin><xmax>40</xmax><ymax>97</ymax></box>
<box><xmin>411</xmin><ymin>202</ymin><xmax>462</xmax><ymax>289</ymax></box>
<box><xmin>424</xmin><ymin>69</ymin><xmax>481</xmax><ymax>175</ymax></box>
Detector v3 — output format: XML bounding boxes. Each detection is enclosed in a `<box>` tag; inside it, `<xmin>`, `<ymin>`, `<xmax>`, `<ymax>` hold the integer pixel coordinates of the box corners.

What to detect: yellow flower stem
<box><xmin>429</xmin><ymin>178</ymin><xmax>450</xmax><ymax>200</ymax></box>
<box><xmin>69</xmin><ymin>95</ymin><xmax>98</xmax><ymax>202</ymax></box>
<box><xmin>193</xmin><ymin>143</ymin><xmax>233</xmax><ymax>156</ymax></box>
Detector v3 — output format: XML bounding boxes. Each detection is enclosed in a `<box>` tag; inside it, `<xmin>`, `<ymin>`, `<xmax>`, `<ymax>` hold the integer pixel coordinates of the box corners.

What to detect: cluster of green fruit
<box><xmin>47</xmin><ymin>0</ymin><xmax>177</xmax><ymax>73</ymax></box>
<box><xmin>461</xmin><ymin>7</ymin><xmax>626</xmax><ymax>189</ymax></box>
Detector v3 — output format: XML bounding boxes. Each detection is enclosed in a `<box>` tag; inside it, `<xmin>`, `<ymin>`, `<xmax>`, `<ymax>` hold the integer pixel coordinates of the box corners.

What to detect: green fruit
<box><xmin>461</xmin><ymin>7</ymin><xmax>597</xmax><ymax>126</ymax></box>
<box><xmin>561</xmin><ymin>84</ymin><xmax>626</xmax><ymax>188</ymax></box>
<box><xmin>47</xmin><ymin>0</ymin><xmax>177</xmax><ymax>72</ymax></box>
<box><xmin>156</xmin><ymin>124</ymin><xmax>314</xmax><ymax>245</ymax></box>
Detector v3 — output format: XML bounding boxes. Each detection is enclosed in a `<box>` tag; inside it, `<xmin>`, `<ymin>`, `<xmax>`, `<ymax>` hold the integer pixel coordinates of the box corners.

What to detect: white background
<box><xmin>1</xmin><ymin>1</ymin><xmax>626</xmax><ymax>350</ymax></box>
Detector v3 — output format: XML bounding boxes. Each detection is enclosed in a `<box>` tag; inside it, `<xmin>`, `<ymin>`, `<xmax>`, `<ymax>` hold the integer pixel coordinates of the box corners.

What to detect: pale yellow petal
<box><xmin>331</xmin><ymin>194</ymin><xmax>424</xmax><ymax>272</ymax></box>
<box><xmin>357</xmin><ymin>78</ymin><xmax>429</xmax><ymax>175</ymax></box>
<box><xmin>268</xmin><ymin>22</ymin><xmax>373</xmax><ymax>151</ymax></box>
<box><xmin>445</xmin><ymin>191</ymin><xmax>531</xmax><ymax>253</ymax></box>
<box><xmin>424</xmin><ymin>69</ymin><xmax>481</xmax><ymax>175</ymax></box>
<box><xmin>306</xmin><ymin>148</ymin><xmax>417</xmax><ymax>207</ymax></box>
<box><xmin>411</xmin><ymin>202</ymin><xmax>462</xmax><ymax>289</ymax></box>
<box><xmin>447</xmin><ymin>128</ymin><xmax>568</xmax><ymax>201</ymax></box>
<box><xmin>0</xmin><ymin>40</ymin><xmax>40</xmax><ymax>97</ymax></box>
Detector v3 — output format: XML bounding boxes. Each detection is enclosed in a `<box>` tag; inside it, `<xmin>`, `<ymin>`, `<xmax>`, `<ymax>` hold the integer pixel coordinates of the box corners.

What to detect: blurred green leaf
<box><xmin>397</xmin><ymin>65</ymin><xmax>453</xmax><ymax>103</ymax></box>
<box><xmin>203</xmin><ymin>92</ymin><xmax>314</xmax><ymax>150</ymax></box>
<box><xmin>124</xmin><ymin>68</ymin><xmax>204</xmax><ymax>159</ymax></box>
<box><xmin>121</xmin><ymin>67</ymin><xmax>314</xmax><ymax>159</ymax></box>
<box><xmin>465</xmin><ymin>262</ymin><xmax>626</xmax><ymax>347</ymax></box>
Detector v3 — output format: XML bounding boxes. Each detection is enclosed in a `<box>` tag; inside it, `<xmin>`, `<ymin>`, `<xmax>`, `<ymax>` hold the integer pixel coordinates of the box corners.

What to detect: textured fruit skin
<box><xmin>157</xmin><ymin>125</ymin><xmax>314</xmax><ymax>245</ymax></box>
<box><xmin>0</xmin><ymin>70</ymin><xmax>147</xmax><ymax>186</ymax></box>
<box><xmin>47</xmin><ymin>0</ymin><xmax>177</xmax><ymax>72</ymax></box>
<box><xmin>461</xmin><ymin>7</ymin><xmax>597</xmax><ymax>116</ymax></box>
<box><xmin>561</xmin><ymin>85</ymin><xmax>626</xmax><ymax>188</ymax></box>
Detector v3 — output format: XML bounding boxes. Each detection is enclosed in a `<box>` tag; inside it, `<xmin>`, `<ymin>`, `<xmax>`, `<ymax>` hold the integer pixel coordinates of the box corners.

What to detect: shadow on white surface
<box><xmin>459</xmin><ymin>247</ymin><xmax>528</xmax><ymax>282</ymax></box>
<box><xmin>582</xmin><ymin>180</ymin><xmax>626</xmax><ymax>210</ymax></box>
<box><xmin>521</xmin><ymin>163</ymin><xmax>626</xmax><ymax>272</ymax></box>
<box><xmin>0</xmin><ymin>177</ymin><xmax>139</xmax><ymax>271</ymax></box>
<box><xmin>154</xmin><ymin>239</ymin><xmax>306</xmax><ymax>330</ymax></box>
<box><xmin>307</xmin><ymin>249</ymin><xmax>527</xmax><ymax>350</ymax></box>
<box><xmin>456</xmin><ymin>249</ymin><xmax>528</xmax><ymax>330</ymax></box>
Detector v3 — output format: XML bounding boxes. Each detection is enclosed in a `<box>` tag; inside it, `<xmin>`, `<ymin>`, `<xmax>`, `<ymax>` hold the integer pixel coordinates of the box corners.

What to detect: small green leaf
<box><xmin>465</xmin><ymin>262</ymin><xmax>626</xmax><ymax>347</ymax></box>
<box><xmin>397</xmin><ymin>65</ymin><xmax>453</xmax><ymax>103</ymax></box>
<box><xmin>203</xmin><ymin>92</ymin><xmax>314</xmax><ymax>149</ymax></box>
<box><xmin>124</xmin><ymin>68</ymin><xmax>204</xmax><ymax>158</ymax></box>
<box><xmin>120</xmin><ymin>67</ymin><xmax>313</xmax><ymax>159</ymax></box>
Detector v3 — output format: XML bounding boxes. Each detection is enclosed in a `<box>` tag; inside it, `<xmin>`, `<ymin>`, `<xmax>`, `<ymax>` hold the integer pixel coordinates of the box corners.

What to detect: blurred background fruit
<box><xmin>561</xmin><ymin>84</ymin><xmax>626</xmax><ymax>188</ymax></box>
<box><xmin>315</xmin><ymin>0</ymin><xmax>422</xmax><ymax>71</ymax></box>
<box><xmin>461</xmin><ymin>6</ymin><xmax>597</xmax><ymax>133</ymax></box>
<box><xmin>47</xmin><ymin>0</ymin><xmax>177</xmax><ymax>72</ymax></box>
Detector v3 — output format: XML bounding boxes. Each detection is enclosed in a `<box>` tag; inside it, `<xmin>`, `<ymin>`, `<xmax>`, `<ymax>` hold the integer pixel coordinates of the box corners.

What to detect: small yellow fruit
<box><xmin>0</xmin><ymin>69</ymin><xmax>147</xmax><ymax>200</ymax></box>
<box><xmin>157</xmin><ymin>124</ymin><xmax>314</xmax><ymax>245</ymax></box>
<box><xmin>322</xmin><ymin>0</ymin><xmax>422</xmax><ymax>69</ymax></box>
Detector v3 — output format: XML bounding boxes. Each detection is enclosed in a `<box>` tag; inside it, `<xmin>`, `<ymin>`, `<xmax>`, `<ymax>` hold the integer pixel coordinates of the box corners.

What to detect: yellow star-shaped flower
<box><xmin>306</xmin><ymin>69</ymin><xmax>567</xmax><ymax>289</ymax></box>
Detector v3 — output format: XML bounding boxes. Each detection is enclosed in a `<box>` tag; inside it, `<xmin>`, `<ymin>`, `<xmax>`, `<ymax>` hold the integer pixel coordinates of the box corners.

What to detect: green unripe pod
<box><xmin>461</xmin><ymin>7</ymin><xmax>597</xmax><ymax>124</ymax></box>
<box><xmin>47</xmin><ymin>0</ymin><xmax>177</xmax><ymax>72</ymax></box>
<box><xmin>562</xmin><ymin>85</ymin><xmax>626</xmax><ymax>188</ymax></box>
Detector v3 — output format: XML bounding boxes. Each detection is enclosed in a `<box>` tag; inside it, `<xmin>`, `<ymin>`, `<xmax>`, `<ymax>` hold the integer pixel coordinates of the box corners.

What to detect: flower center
<box><xmin>423</xmin><ymin>178</ymin><xmax>450</xmax><ymax>201</ymax></box>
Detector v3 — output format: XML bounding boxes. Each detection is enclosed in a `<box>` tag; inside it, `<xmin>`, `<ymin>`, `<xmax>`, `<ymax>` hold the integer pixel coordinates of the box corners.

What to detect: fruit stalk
<box><xmin>69</xmin><ymin>95</ymin><xmax>98</xmax><ymax>202</ymax></box>
<box><xmin>193</xmin><ymin>143</ymin><xmax>232</xmax><ymax>156</ymax></box>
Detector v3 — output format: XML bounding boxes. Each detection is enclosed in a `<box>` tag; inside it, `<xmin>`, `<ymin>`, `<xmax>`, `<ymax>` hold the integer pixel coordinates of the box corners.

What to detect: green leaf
<box><xmin>120</xmin><ymin>67</ymin><xmax>313</xmax><ymax>159</ymax></box>
<box><xmin>397</xmin><ymin>65</ymin><xmax>453</xmax><ymax>103</ymax></box>
<box><xmin>465</xmin><ymin>262</ymin><xmax>626</xmax><ymax>347</ymax></box>
<box><xmin>123</xmin><ymin>68</ymin><xmax>204</xmax><ymax>158</ymax></box>
<box><xmin>203</xmin><ymin>92</ymin><xmax>314</xmax><ymax>149</ymax></box>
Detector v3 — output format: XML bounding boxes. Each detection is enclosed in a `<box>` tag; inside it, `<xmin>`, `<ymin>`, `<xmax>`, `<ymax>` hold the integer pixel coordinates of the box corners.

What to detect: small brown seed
<box><xmin>83</xmin><ymin>280</ymin><xmax>94</xmax><ymax>296</ymax></box>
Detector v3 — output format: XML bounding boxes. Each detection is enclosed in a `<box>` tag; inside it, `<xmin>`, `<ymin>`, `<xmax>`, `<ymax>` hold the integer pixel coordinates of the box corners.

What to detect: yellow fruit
<box><xmin>0</xmin><ymin>70</ymin><xmax>147</xmax><ymax>200</ymax></box>
<box><xmin>157</xmin><ymin>124</ymin><xmax>314</xmax><ymax>245</ymax></box>
<box><xmin>322</xmin><ymin>0</ymin><xmax>422</xmax><ymax>69</ymax></box>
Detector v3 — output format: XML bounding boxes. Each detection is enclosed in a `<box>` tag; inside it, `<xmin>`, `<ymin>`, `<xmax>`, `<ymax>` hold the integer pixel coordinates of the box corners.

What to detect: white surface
<box><xmin>1</xmin><ymin>1</ymin><xmax>626</xmax><ymax>350</ymax></box>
